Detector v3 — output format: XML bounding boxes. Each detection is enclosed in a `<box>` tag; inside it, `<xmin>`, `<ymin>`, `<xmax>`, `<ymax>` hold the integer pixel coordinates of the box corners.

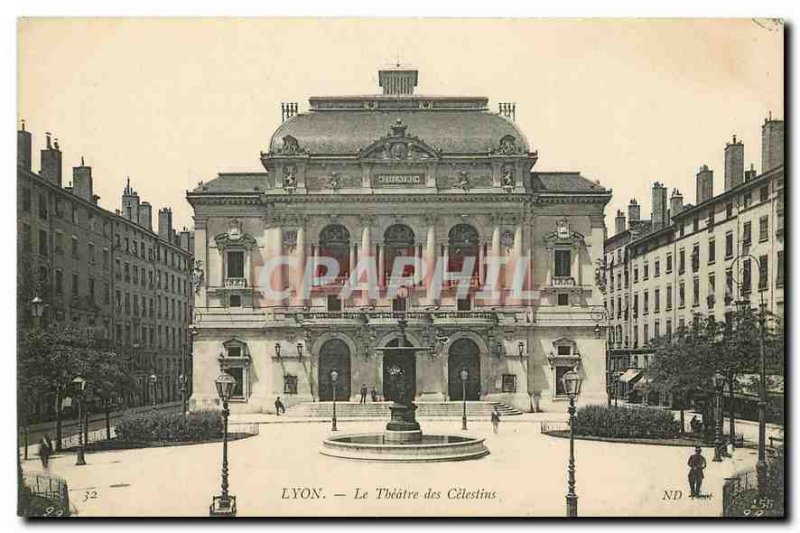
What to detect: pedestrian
<box><xmin>687</xmin><ymin>446</ymin><xmax>707</xmax><ymax>497</ymax></box>
<box><xmin>689</xmin><ymin>415</ymin><xmax>700</xmax><ymax>435</ymax></box>
<box><xmin>370</xmin><ymin>385</ymin><xmax>378</xmax><ymax>402</ymax></box>
<box><xmin>360</xmin><ymin>384</ymin><xmax>368</xmax><ymax>404</ymax></box>
<box><xmin>491</xmin><ymin>407</ymin><xmax>501</xmax><ymax>434</ymax></box>
<box><xmin>39</xmin><ymin>434</ymin><xmax>52</xmax><ymax>470</ymax></box>
<box><xmin>274</xmin><ymin>396</ymin><xmax>286</xmax><ymax>415</ymax></box>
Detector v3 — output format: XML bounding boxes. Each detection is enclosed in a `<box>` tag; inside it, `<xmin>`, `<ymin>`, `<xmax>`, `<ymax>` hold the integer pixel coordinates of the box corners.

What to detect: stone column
<box><xmin>441</xmin><ymin>243</ymin><xmax>449</xmax><ymax>286</ymax></box>
<box><xmin>478</xmin><ymin>241</ymin><xmax>485</xmax><ymax>286</ymax></box>
<box><xmin>378</xmin><ymin>244</ymin><xmax>386</xmax><ymax>288</ymax></box>
<box><xmin>360</xmin><ymin>217</ymin><xmax>373</xmax><ymax>304</ymax></box>
<box><xmin>414</xmin><ymin>244</ymin><xmax>423</xmax><ymax>285</ymax></box>
<box><xmin>295</xmin><ymin>223</ymin><xmax>306</xmax><ymax>305</ymax></box>
<box><xmin>424</xmin><ymin>218</ymin><xmax>437</xmax><ymax>303</ymax></box>
<box><xmin>349</xmin><ymin>243</ymin><xmax>357</xmax><ymax>281</ymax></box>
<box><xmin>490</xmin><ymin>223</ymin><xmax>501</xmax><ymax>304</ymax></box>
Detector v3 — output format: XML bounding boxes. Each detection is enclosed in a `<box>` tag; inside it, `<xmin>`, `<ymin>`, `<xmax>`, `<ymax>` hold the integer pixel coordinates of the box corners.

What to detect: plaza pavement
<box><xmin>21</xmin><ymin>417</ymin><xmax>758</xmax><ymax>517</ymax></box>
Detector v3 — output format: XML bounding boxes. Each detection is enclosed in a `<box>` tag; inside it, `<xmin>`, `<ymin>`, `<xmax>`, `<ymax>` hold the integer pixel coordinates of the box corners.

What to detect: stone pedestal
<box><xmin>385</xmin><ymin>402</ymin><xmax>421</xmax><ymax>440</ymax></box>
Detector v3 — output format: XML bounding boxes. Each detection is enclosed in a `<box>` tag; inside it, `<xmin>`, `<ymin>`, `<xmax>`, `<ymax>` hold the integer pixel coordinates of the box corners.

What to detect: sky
<box><xmin>17</xmin><ymin>18</ymin><xmax>783</xmax><ymax>232</ymax></box>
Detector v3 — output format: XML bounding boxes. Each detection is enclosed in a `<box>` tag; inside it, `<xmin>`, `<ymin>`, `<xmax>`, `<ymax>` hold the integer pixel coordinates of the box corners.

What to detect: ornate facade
<box><xmin>187</xmin><ymin>68</ymin><xmax>611</xmax><ymax>414</ymax></box>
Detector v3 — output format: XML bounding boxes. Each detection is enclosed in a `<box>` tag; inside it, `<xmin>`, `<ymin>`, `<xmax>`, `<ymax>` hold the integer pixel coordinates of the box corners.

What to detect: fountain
<box><xmin>321</xmin><ymin>319</ymin><xmax>489</xmax><ymax>462</ymax></box>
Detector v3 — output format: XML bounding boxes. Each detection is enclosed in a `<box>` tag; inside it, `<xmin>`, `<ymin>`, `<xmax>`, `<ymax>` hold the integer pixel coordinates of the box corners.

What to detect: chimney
<box><xmin>651</xmin><ymin>182</ymin><xmax>668</xmax><ymax>230</ymax></box>
<box><xmin>627</xmin><ymin>199</ymin><xmax>640</xmax><ymax>227</ymax></box>
<box><xmin>179</xmin><ymin>229</ymin><xmax>192</xmax><ymax>251</ymax></box>
<box><xmin>281</xmin><ymin>102</ymin><xmax>298</xmax><ymax>122</ymax></box>
<box><xmin>696</xmin><ymin>164</ymin><xmax>714</xmax><ymax>204</ymax></box>
<box><xmin>378</xmin><ymin>67</ymin><xmax>418</xmax><ymax>95</ymax></box>
<box><xmin>72</xmin><ymin>156</ymin><xmax>93</xmax><ymax>201</ymax></box>
<box><xmin>139</xmin><ymin>202</ymin><xmax>153</xmax><ymax>230</ymax></box>
<box><xmin>724</xmin><ymin>135</ymin><xmax>744</xmax><ymax>191</ymax></box>
<box><xmin>762</xmin><ymin>113</ymin><xmax>784</xmax><ymax>172</ymax></box>
<box><xmin>745</xmin><ymin>163</ymin><xmax>757</xmax><ymax>182</ymax></box>
<box><xmin>40</xmin><ymin>132</ymin><xmax>63</xmax><ymax>186</ymax></box>
<box><xmin>121</xmin><ymin>177</ymin><xmax>140</xmax><ymax>222</ymax></box>
<box><xmin>18</xmin><ymin>120</ymin><xmax>31</xmax><ymax>171</ymax></box>
<box><xmin>614</xmin><ymin>210</ymin><xmax>626</xmax><ymax>235</ymax></box>
<box><xmin>158</xmin><ymin>208</ymin><xmax>173</xmax><ymax>241</ymax></box>
<box><xmin>498</xmin><ymin>102</ymin><xmax>516</xmax><ymax>121</ymax></box>
<box><xmin>670</xmin><ymin>189</ymin><xmax>684</xmax><ymax>221</ymax></box>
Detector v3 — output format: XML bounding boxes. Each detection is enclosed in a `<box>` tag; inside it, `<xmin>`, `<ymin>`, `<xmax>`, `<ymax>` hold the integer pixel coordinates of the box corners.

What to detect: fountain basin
<box><xmin>321</xmin><ymin>432</ymin><xmax>489</xmax><ymax>462</ymax></box>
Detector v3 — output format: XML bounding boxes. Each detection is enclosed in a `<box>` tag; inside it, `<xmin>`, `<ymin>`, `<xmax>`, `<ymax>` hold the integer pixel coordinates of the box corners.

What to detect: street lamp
<box><xmin>30</xmin><ymin>295</ymin><xmax>45</xmax><ymax>328</ymax></box>
<box><xmin>712</xmin><ymin>371</ymin><xmax>727</xmax><ymax>462</ymax></box>
<box><xmin>330</xmin><ymin>370</ymin><xmax>339</xmax><ymax>432</ymax></box>
<box><xmin>178</xmin><ymin>373</ymin><xmax>188</xmax><ymax>416</ymax></box>
<box><xmin>210</xmin><ymin>372</ymin><xmax>237</xmax><ymax>517</ymax></box>
<box><xmin>561</xmin><ymin>368</ymin><xmax>583</xmax><ymax>518</ymax></box>
<box><xmin>148</xmin><ymin>373</ymin><xmax>158</xmax><ymax>410</ymax></box>
<box><xmin>296</xmin><ymin>342</ymin><xmax>304</xmax><ymax>359</ymax></box>
<box><xmin>460</xmin><ymin>369</ymin><xmax>469</xmax><ymax>430</ymax></box>
<box><xmin>518</xmin><ymin>341</ymin><xmax>525</xmax><ymax>357</ymax></box>
<box><xmin>593</xmin><ymin>323</ymin><xmax>602</xmax><ymax>339</ymax></box>
<box><xmin>275</xmin><ymin>343</ymin><xmax>282</xmax><ymax>359</ymax></box>
<box><xmin>72</xmin><ymin>376</ymin><xmax>87</xmax><ymax>466</ymax></box>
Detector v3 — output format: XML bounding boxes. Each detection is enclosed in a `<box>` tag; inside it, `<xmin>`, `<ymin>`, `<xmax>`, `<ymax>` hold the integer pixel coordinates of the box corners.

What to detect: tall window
<box><xmin>743</xmin><ymin>221</ymin><xmax>752</xmax><ymax>245</ymax></box>
<box><xmin>708</xmin><ymin>273</ymin><xmax>716</xmax><ymax>305</ymax></box>
<box><xmin>725</xmin><ymin>231</ymin><xmax>734</xmax><ymax>259</ymax></box>
<box><xmin>759</xmin><ymin>215</ymin><xmax>769</xmax><ymax>242</ymax></box>
<box><xmin>692</xmin><ymin>277</ymin><xmax>700</xmax><ymax>307</ymax></box>
<box><xmin>679</xmin><ymin>281</ymin><xmax>685</xmax><ymax>308</ymax></box>
<box><xmin>666</xmin><ymin>284</ymin><xmax>672</xmax><ymax>311</ymax></box>
<box><xmin>691</xmin><ymin>244</ymin><xmax>700</xmax><ymax>272</ymax></box>
<box><xmin>448</xmin><ymin>224</ymin><xmax>479</xmax><ymax>281</ymax></box>
<box><xmin>384</xmin><ymin>224</ymin><xmax>415</xmax><ymax>282</ymax></box>
<box><xmin>708</xmin><ymin>238</ymin><xmax>716</xmax><ymax>264</ymax></box>
<box><xmin>666</xmin><ymin>253</ymin><xmax>673</xmax><ymax>273</ymax></box>
<box><xmin>776</xmin><ymin>251</ymin><xmax>784</xmax><ymax>287</ymax></box>
<box><xmin>226</xmin><ymin>250</ymin><xmax>245</xmax><ymax>279</ymax></box>
<box><xmin>654</xmin><ymin>288</ymin><xmax>660</xmax><ymax>313</ymax></box>
<box><xmin>758</xmin><ymin>255</ymin><xmax>768</xmax><ymax>291</ymax></box>
<box><xmin>554</xmin><ymin>249</ymin><xmax>571</xmax><ymax>278</ymax></box>
<box><xmin>742</xmin><ymin>258</ymin><xmax>752</xmax><ymax>294</ymax></box>
<box><xmin>319</xmin><ymin>224</ymin><xmax>351</xmax><ymax>279</ymax></box>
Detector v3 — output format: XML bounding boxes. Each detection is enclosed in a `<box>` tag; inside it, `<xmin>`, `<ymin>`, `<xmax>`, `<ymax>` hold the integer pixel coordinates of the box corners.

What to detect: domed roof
<box><xmin>268</xmin><ymin>105</ymin><xmax>531</xmax><ymax>156</ymax></box>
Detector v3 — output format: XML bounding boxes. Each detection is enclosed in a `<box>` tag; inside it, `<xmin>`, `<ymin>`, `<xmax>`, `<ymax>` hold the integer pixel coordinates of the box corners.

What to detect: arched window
<box><xmin>319</xmin><ymin>224</ymin><xmax>351</xmax><ymax>279</ymax></box>
<box><xmin>448</xmin><ymin>224</ymin><xmax>479</xmax><ymax>280</ymax></box>
<box><xmin>383</xmin><ymin>224</ymin><xmax>415</xmax><ymax>282</ymax></box>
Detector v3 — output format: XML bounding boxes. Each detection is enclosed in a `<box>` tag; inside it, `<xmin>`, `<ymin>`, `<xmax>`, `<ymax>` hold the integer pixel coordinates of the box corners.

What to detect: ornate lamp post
<box><xmin>178</xmin><ymin>373</ymin><xmax>188</xmax><ymax>416</ymax></box>
<box><xmin>330</xmin><ymin>370</ymin><xmax>339</xmax><ymax>432</ymax></box>
<box><xmin>561</xmin><ymin>369</ymin><xmax>583</xmax><ymax>517</ymax></box>
<box><xmin>148</xmin><ymin>373</ymin><xmax>158</xmax><ymax>410</ymax></box>
<box><xmin>712</xmin><ymin>371</ymin><xmax>726</xmax><ymax>462</ymax></box>
<box><xmin>460</xmin><ymin>369</ymin><xmax>469</xmax><ymax>430</ymax></box>
<box><xmin>275</xmin><ymin>342</ymin><xmax>282</xmax><ymax>359</ymax></box>
<box><xmin>31</xmin><ymin>295</ymin><xmax>45</xmax><ymax>328</ymax></box>
<box><xmin>210</xmin><ymin>372</ymin><xmax>237</xmax><ymax>517</ymax></box>
<box><xmin>296</xmin><ymin>342</ymin><xmax>304</xmax><ymax>359</ymax></box>
<box><xmin>72</xmin><ymin>376</ymin><xmax>87</xmax><ymax>466</ymax></box>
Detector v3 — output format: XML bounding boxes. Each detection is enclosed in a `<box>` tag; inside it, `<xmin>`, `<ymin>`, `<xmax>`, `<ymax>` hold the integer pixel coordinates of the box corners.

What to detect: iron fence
<box><xmin>22</xmin><ymin>471</ymin><xmax>70</xmax><ymax>512</ymax></box>
<box><xmin>722</xmin><ymin>468</ymin><xmax>758</xmax><ymax>517</ymax></box>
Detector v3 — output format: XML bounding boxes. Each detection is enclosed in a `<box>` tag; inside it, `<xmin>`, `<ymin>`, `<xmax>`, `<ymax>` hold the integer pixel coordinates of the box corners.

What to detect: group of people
<box><xmin>358</xmin><ymin>384</ymin><xmax>380</xmax><ymax>403</ymax></box>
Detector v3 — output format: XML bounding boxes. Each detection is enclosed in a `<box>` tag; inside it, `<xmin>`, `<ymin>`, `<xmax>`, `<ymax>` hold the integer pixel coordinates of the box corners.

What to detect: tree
<box><xmin>647</xmin><ymin>315</ymin><xmax>716</xmax><ymax>435</ymax></box>
<box><xmin>18</xmin><ymin>325</ymin><xmax>137</xmax><ymax>448</ymax></box>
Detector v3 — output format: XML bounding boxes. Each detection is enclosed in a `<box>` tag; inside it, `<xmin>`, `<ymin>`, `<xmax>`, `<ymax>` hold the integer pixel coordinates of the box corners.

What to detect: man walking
<box><xmin>687</xmin><ymin>446</ymin><xmax>707</xmax><ymax>497</ymax></box>
<box><xmin>491</xmin><ymin>407</ymin><xmax>501</xmax><ymax>434</ymax></box>
<box><xmin>370</xmin><ymin>385</ymin><xmax>378</xmax><ymax>402</ymax></box>
<box><xmin>360</xmin><ymin>384</ymin><xmax>368</xmax><ymax>404</ymax></box>
<box><xmin>39</xmin><ymin>434</ymin><xmax>52</xmax><ymax>470</ymax></box>
<box><xmin>274</xmin><ymin>396</ymin><xmax>286</xmax><ymax>415</ymax></box>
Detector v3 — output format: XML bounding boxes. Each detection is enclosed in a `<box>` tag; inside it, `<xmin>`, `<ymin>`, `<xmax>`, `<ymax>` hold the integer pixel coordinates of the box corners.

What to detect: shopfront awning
<box><xmin>618</xmin><ymin>368</ymin><xmax>643</xmax><ymax>384</ymax></box>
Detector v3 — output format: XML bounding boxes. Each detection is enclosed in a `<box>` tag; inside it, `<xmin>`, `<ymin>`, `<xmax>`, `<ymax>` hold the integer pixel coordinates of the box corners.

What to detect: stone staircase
<box><xmin>286</xmin><ymin>401</ymin><xmax>523</xmax><ymax>418</ymax></box>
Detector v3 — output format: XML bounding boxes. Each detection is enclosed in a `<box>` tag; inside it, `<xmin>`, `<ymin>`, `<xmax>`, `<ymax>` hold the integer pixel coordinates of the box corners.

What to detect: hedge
<box><xmin>572</xmin><ymin>405</ymin><xmax>681</xmax><ymax>439</ymax></box>
<box><xmin>115</xmin><ymin>410</ymin><xmax>223</xmax><ymax>443</ymax></box>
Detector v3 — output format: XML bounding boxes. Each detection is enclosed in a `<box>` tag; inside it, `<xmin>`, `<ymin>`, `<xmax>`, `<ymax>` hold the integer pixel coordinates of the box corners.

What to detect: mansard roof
<box><xmin>531</xmin><ymin>172</ymin><xmax>608</xmax><ymax>193</ymax></box>
<box><xmin>192</xmin><ymin>173</ymin><xmax>267</xmax><ymax>193</ymax></box>
<box><xmin>268</xmin><ymin>108</ymin><xmax>530</xmax><ymax>156</ymax></box>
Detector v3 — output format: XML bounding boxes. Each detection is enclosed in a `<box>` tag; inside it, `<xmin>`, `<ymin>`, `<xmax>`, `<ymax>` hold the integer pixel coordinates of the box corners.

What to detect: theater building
<box><xmin>187</xmin><ymin>68</ymin><xmax>611</xmax><ymax>414</ymax></box>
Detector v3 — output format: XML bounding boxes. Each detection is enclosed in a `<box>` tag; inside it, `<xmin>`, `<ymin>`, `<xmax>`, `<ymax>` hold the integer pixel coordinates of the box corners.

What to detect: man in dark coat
<box><xmin>39</xmin><ymin>434</ymin><xmax>52</xmax><ymax>470</ymax></box>
<box><xmin>359</xmin><ymin>384</ymin><xmax>368</xmax><ymax>404</ymax></box>
<box><xmin>687</xmin><ymin>446</ymin><xmax>707</xmax><ymax>497</ymax></box>
<box><xmin>274</xmin><ymin>396</ymin><xmax>286</xmax><ymax>415</ymax></box>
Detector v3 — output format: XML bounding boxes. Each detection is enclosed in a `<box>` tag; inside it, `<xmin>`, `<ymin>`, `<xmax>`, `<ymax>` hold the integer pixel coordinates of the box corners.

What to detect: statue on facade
<box><xmin>192</xmin><ymin>260</ymin><xmax>205</xmax><ymax>293</ymax></box>
<box><xmin>501</xmin><ymin>165</ymin><xmax>514</xmax><ymax>191</ymax></box>
<box><xmin>326</xmin><ymin>171</ymin><xmax>340</xmax><ymax>191</ymax></box>
<box><xmin>458</xmin><ymin>171</ymin><xmax>470</xmax><ymax>191</ymax></box>
<box><xmin>283</xmin><ymin>166</ymin><xmax>297</xmax><ymax>192</ymax></box>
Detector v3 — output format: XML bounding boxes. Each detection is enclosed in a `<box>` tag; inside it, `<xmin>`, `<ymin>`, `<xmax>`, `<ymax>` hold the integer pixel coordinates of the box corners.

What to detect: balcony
<box><xmin>290</xmin><ymin>309</ymin><xmax>500</xmax><ymax>328</ymax></box>
<box><xmin>224</xmin><ymin>277</ymin><xmax>248</xmax><ymax>289</ymax></box>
